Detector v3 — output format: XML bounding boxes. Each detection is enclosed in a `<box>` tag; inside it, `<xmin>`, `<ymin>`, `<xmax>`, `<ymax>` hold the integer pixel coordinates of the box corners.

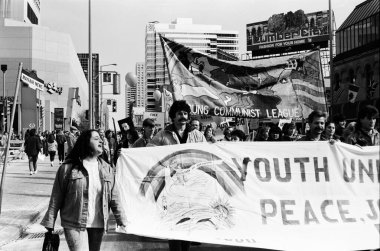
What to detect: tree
<box><xmin>294</xmin><ymin>9</ymin><xmax>308</xmax><ymax>28</ymax></box>
<box><xmin>284</xmin><ymin>11</ymin><xmax>295</xmax><ymax>30</ymax></box>
<box><xmin>268</xmin><ymin>14</ymin><xmax>286</xmax><ymax>33</ymax></box>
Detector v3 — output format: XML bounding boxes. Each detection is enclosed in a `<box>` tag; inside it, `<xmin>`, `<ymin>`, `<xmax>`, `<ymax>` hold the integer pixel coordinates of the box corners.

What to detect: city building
<box><xmin>77</xmin><ymin>53</ymin><xmax>100</xmax><ymax>126</ymax></box>
<box><xmin>332</xmin><ymin>0</ymin><xmax>379</xmax><ymax>120</ymax></box>
<box><xmin>145</xmin><ymin>18</ymin><xmax>239</xmax><ymax>112</ymax></box>
<box><xmin>135</xmin><ymin>62</ymin><xmax>145</xmax><ymax>109</ymax></box>
<box><xmin>0</xmin><ymin>0</ymin><xmax>88</xmax><ymax>135</ymax></box>
<box><xmin>0</xmin><ymin>0</ymin><xmax>40</xmax><ymax>24</ymax></box>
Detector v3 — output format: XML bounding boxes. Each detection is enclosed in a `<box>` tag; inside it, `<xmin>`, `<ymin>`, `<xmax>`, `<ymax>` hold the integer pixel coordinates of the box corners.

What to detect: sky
<box><xmin>40</xmin><ymin>0</ymin><xmax>363</xmax><ymax>118</ymax></box>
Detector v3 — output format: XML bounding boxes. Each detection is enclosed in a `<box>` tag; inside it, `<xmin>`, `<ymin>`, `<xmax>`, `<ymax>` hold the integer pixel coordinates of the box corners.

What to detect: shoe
<box><xmin>51</xmin><ymin>162</ymin><xmax>53</xmax><ymax>167</ymax></box>
<box><xmin>34</xmin><ymin>170</ymin><xmax>38</xmax><ymax>174</ymax></box>
<box><xmin>30</xmin><ymin>171</ymin><xmax>33</xmax><ymax>175</ymax></box>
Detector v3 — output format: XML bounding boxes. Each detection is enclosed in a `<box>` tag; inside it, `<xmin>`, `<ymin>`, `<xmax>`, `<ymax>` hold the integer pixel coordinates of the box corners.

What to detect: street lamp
<box><xmin>1</xmin><ymin>65</ymin><xmax>7</xmax><ymax>134</ymax></box>
<box><xmin>99</xmin><ymin>64</ymin><xmax>117</xmax><ymax>128</ymax></box>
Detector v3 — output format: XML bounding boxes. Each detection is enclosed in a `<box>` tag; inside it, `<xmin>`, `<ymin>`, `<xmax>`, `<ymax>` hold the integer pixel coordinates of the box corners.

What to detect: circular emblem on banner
<box><xmin>29</xmin><ymin>123</ymin><xmax>36</xmax><ymax>128</ymax></box>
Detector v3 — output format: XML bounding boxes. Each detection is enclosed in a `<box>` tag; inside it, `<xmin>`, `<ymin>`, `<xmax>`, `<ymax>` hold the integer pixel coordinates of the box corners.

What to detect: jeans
<box><xmin>58</xmin><ymin>144</ymin><xmax>65</xmax><ymax>162</ymax></box>
<box><xmin>48</xmin><ymin>151</ymin><xmax>56</xmax><ymax>162</ymax></box>
<box><xmin>64</xmin><ymin>228</ymin><xmax>104</xmax><ymax>251</ymax></box>
<box><xmin>28</xmin><ymin>155</ymin><xmax>38</xmax><ymax>172</ymax></box>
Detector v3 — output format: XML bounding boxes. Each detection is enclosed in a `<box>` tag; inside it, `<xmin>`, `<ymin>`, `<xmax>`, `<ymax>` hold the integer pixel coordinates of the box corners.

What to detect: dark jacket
<box><xmin>148</xmin><ymin>124</ymin><xmax>206</xmax><ymax>146</ymax></box>
<box><xmin>347</xmin><ymin>128</ymin><xmax>379</xmax><ymax>146</ymax></box>
<box><xmin>24</xmin><ymin>135</ymin><xmax>42</xmax><ymax>156</ymax></box>
<box><xmin>41</xmin><ymin>158</ymin><xmax>126</xmax><ymax>231</ymax></box>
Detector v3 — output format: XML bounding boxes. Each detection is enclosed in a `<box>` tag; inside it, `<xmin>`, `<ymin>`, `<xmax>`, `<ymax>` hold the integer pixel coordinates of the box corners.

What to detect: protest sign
<box><xmin>116</xmin><ymin>142</ymin><xmax>379</xmax><ymax>250</ymax></box>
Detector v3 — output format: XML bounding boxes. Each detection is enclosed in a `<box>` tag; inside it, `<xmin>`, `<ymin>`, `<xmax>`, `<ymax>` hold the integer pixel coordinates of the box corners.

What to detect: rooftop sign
<box><xmin>247</xmin><ymin>10</ymin><xmax>330</xmax><ymax>56</ymax></box>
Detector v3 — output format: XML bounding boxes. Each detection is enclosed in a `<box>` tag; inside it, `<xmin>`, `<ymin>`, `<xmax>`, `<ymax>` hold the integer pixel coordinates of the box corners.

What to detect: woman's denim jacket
<box><xmin>41</xmin><ymin>158</ymin><xmax>126</xmax><ymax>231</ymax></box>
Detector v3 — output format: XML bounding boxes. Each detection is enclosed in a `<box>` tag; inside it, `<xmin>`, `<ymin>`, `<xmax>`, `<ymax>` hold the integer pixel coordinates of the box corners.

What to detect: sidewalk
<box><xmin>0</xmin><ymin>155</ymin><xmax>57</xmax><ymax>248</ymax></box>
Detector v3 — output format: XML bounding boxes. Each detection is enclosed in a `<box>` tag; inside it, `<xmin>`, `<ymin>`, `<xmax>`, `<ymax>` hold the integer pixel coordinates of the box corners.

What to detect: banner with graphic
<box><xmin>160</xmin><ymin>37</ymin><xmax>327</xmax><ymax>119</ymax></box>
<box><xmin>115</xmin><ymin>142</ymin><xmax>379</xmax><ymax>251</ymax></box>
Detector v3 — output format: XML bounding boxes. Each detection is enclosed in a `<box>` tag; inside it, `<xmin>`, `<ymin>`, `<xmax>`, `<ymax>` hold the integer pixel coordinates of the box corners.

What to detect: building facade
<box><xmin>135</xmin><ymin>62</ymin><xmax>145</xmax><ymax>109</ymax></box>
<box><xmin>145</xmin><ymin>18</ymin><xmax>239</xmax><ymax>112</ymax></box>
<box><xmin>332</xmin><ymin>0</ymin><xmax>379</xmax><ymax>120</ymax></box>
<box><xmin>0</xmin><ymin>1</ymin><xmax>88</xmax><ymax>135</ymax></box>
<box><xmin>0</xmin><ymin>0</ymin><xmax>40</xmax><ymax>24</ymax></box>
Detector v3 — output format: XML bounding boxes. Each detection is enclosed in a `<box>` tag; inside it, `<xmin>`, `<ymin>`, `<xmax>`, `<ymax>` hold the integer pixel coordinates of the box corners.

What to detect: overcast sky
<box><xmin>41</xmin><ymin>0</ymin><xmax>362</xmax><ymax>76</ymax></box>
<box><xmin>40</xmin><ymin>0</ymin><xmax>362</xmax><ymax>119</ymax></box>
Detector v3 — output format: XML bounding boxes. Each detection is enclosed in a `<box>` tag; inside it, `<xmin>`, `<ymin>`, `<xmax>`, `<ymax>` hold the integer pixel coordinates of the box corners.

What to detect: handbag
<box><xmin>42</xmin><ymin>231</ymin><xmax>60</xmax><ymax>251</ymax></box>
<box><xmin>38</xmin><ymin>152</ymin><xmax>45</xmax><ymax>161</ymax></box>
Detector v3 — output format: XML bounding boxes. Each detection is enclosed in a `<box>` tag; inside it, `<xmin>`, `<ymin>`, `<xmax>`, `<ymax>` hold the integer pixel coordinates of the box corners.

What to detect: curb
<box><xmin>0</xmin><ymin>205</ymin><xmax>48</xmax><ymax>248</ymax></box>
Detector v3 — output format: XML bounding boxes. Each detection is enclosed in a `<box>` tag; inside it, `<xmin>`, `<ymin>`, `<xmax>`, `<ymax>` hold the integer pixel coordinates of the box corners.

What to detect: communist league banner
<box><xmin>115</xmin><ymin>142</ymin><xmax>379</xmax><ymax>250</ymax></box>
<box><xmin>160</xmin><ymin>36</ymin><xmax>327</xmax><ymax>119</ymax></box>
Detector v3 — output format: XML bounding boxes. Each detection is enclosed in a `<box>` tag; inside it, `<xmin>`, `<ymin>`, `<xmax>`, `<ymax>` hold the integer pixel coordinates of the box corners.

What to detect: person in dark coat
<box><xmin>24</xmin><ymin>128</ymin><xmax>42</xmax><ymax>175</ymax></box>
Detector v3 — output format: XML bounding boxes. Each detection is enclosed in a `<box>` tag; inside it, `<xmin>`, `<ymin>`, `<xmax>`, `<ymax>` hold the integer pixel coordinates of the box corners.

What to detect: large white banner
<box><xmin>115</xmin><ymin>142</ymin><xmax>379</xmax><ymax>251</ymax></box>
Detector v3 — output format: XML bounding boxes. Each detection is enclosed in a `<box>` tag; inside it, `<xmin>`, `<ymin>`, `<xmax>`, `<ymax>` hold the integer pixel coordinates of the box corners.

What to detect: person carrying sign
<box><xmin>148</xmin><ymin>100</ymin><xmax>206</xmax><ymax>251</ymax></box>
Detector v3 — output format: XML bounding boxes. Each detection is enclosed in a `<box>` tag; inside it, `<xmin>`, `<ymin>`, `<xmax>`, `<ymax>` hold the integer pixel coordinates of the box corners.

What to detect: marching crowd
<box><xmin>14</xmin><ymin>100</ymin><xmax>379</xmax><ymax>251</ymax></box>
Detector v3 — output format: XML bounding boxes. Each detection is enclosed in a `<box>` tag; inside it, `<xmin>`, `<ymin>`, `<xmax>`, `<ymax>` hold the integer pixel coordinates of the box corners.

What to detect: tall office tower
<box><xmin>126</xmin><ymin>83</ymin><xmax>136</xmax><ymax>117</ymax></box>
<box><xmin>78</xmin><ymin>53</ymin><xmax>100</xmax><ymax>125</ymax></box>
<box><xmin>135</xmin><ymin>62</ymin><xmax>145</xmax><ymax>109</ymax></box>
<box><xmin>0</xmin><ymin>0</ymin><xmax>40</xmax><ymax>24</ymax></box>
<box><xmin>145</xmin><ymin>18</ymin><xmax>239</xmax><ymax>112</ymax></box>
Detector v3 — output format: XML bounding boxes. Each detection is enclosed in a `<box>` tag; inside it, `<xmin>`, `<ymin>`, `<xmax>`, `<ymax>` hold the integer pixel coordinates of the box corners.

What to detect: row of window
<box><xmin>336</xmin><ymin>13</ymin><xmax>379</xmax><ymax>55</ymax></box>
<box><xmin>334</xmin><ymin>64</ymin><xmax>376</xmax><ymax>96</ymax></box>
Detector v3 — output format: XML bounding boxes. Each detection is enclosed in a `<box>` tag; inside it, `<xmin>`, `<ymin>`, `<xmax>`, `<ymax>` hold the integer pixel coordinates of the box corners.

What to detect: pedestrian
<box><xmin>268</xmin><ymin>126</ymin><xmax>282</xmax><ymax>141</ymax></box>
<box><xmin>230</xmin><ymin>129</ymin><xmax>246</xmax><ymax>141</ymax></box>
<box><xmin>24</xmin><ymin>128</ymin><xmax>42</xmax><ymax>175</ymax></box>
<box><xmin>204</xmin><ymin>125</ymin><xmax>216</xmax><ymax>143</ymax></box>
<box><xmin>41</xmin><ymin>129</ymin><xmax>127</xmax><ymax>251</ymax></box>
<box><xmin>321</xmin><ymin>120</ymin><xmax>340</xmax><ymax>141</ymax></box>
<box><xmin>190</xmin><ymin>118</ymin><xmax>202</xmax><ymax>132</ymax></box>
<box><xmin>132</xmin><ymin>118</ymin><xmax>156</xmax><ymax>148</ymax></box>
<box><xmin>56</xmin><ymin>130</ymin><xmax>66</xmax><ymax>164</ymax></box>
<box><xmin>347</xmin><ymin>105</ymin><xmax>379</xmax><ymax>146</ymax></box>
<box><xmin>281</xmin><ymin>122</ymin><xmax>298</xmax><ymax>141</ymax></box>
<box><xmin>66</xmin><ymin>126</ymin><xmax>78</xmax><ymax>155</ymax></box>
<box><xmin>47</xmin><ymin>133</ymin><xmax>58</xmax><ymax>167</ymax></box>
<box><xmin>342</xmin><ymin>122</ymin><xmax>356</xmax><ymax>143</ymax></box>
<box><xmin>333</xmin><ymin>113</ymin><xmax>346</xmax><ymax>140</ymax></box>
<box><xmin>221</xmin><ymin>127</ymin><xmax>233</xmax><ymax>141</ymax></box>
<box><xmin>98</xmin><ymin>128</ymin><xmax>110</xmax><ymax>163</ymax></box>
<box><xmin>255</xmin><ymin>125</ymin><xmax>270</xmax><ymax>141</ymax></box>
<box><xmin>148</xmin><ymin>100</ymin><xmax>206</xmax><ymax>251</ymax></box>
<box><xmin>297</xmin><ymin>110</ymin><xmax>327</xmax><ymax>141</ymax></box>
<box><xmin>105</xmin><ymin>130</ymin><xmax>117</xmax><ymax>165</ymax></box>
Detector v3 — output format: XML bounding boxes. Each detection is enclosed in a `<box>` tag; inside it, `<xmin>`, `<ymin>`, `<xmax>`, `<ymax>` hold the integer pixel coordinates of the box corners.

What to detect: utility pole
<box><xmin>1</xmin><ymin>64</ymin><xmax>7</xmax><ymax>133</ymax></box>
<box><xmin>88</xmin><ymin>0</ymin><xmax>93</xmax><ymax>129</ymax></box>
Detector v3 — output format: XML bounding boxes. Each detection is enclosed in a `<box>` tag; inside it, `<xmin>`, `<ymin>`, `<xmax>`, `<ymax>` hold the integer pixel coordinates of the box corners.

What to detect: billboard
<box><xmin>247</xmin><ymin>10</ymin><xmax>330</xmax><ymax>56</ymax></box>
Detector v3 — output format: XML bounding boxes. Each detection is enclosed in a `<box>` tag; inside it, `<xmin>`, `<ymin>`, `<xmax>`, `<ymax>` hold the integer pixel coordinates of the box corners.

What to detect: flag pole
<box><xmin>329</xmin><ymin>0</ymin><xmax>334</xmax><ymax>117</ymax></box>
<box><xmin>0</xmin><ymin>62</ymin><xmax>23</xmax><ymax>215</ymax></box>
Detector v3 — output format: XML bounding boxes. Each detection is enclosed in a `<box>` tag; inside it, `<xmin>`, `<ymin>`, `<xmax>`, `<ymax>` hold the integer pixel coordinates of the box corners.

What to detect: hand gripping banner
<box><xmin>115</xmin><ymin>142</ymin><xmax>379</xmax><ymax>251</ymax></box>
<box><xmin>160</xmin><ymin>36</ymin><xmax>327</xmax><ymax>119</ymax></box>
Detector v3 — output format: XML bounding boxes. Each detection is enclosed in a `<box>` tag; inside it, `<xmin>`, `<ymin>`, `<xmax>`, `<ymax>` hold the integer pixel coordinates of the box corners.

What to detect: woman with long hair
<box><xmin>47</xmin><ymin>133</ymin><xmax>58</xmax><ymax>167</ymax></box>
<box><xmin>204</xmin><ymin>125</ymin><xmax>216</xmax><ymax>143</ymax></box>
<box><xmin>41</xmin><ymin>130</ymin><xmax>127</xmax><ymax>251</ymax></box>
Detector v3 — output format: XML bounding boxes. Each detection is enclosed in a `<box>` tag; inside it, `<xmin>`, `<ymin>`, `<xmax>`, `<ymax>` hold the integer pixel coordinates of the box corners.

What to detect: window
<box><xmin>347</xmin><ymin>27</ymin><xmax>352</xmax><ymax>51</ymax></box>
<box><xmin>27</xmin><ymin>3</ymin><xmax>38</xmax><ymax>24</ymax></box>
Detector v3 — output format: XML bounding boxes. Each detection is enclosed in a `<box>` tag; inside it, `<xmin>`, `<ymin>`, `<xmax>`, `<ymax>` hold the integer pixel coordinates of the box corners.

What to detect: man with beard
<box><xmin>298</xmin><ymin>110</ymin><xmax>327</xmax><ymax>141</ymax></box>
<box><xmin>148</xmin><ymin>100</ymin><xmax>206</xmax><ymax>251</ymax></box>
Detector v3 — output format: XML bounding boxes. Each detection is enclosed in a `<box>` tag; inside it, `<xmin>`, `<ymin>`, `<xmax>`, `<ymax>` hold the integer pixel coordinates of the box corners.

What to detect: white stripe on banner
<box><xmin>293</xmin><ymin>89</ymin><xmax>326</xmax><ymax>104</ymax></box>
<box><xmin>115</xmin><ymin>142</ymin><xmax>379</xmax><ymax>251</ymax></box>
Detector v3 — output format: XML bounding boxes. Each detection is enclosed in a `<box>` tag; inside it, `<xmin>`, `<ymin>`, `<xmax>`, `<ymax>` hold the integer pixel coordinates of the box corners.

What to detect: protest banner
<box><xmin>160</xmin><ymin>36</ymin><xmax>327</xmax><ymax>119</ymax></box>
<box><xmin>115</xmin><ymin>142</ymin><xmax>379</xmax><ymax>250</ymax></box>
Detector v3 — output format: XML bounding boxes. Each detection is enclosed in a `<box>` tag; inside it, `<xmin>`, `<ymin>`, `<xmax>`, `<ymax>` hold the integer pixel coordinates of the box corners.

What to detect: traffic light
<box><xmin>112</xmin><ymin>100</ymin><xmax>117</xmax><ymax>112</ymax></box>
<box><xmin>103</xmin><ymin>72</ymin><xmax>112</xmax><ymax>82</ymax></box>
<box><xmin>113</xmin><ymin>73</ymin><xmax>120</xmax><ymax>94</ymax></box>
